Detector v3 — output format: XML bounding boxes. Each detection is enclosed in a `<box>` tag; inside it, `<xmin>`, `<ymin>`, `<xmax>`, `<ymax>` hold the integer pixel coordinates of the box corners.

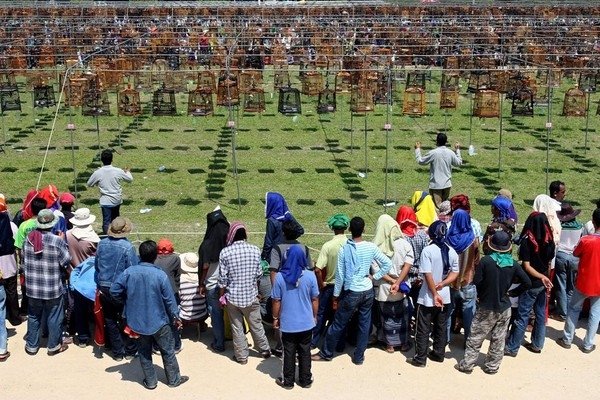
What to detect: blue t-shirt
<box><xmin>271</xmin><ymin>270</ymin><xmax>319</xmax><ymax>333</ymax></box>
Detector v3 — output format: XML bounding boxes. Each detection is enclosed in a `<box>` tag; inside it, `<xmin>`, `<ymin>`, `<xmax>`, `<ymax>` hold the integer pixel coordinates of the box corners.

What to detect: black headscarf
<box><xmin>0</xmin><ymin>212</ymin><xmax>15</xmax><ymax>257</ymax></box>
<box><xmin>428</xmin><ymin>220</ymin><xmax>450</xmax><ymax>275</ymax></box>
<box><xmin>518</xmin><ymin>211</ymin><xmax>555</xmax><ymax>263</ymax></box>
<box><xmin>198</xmin><ymin>209</ymin><xmax>230</xmax><ymax>265</ymax></box>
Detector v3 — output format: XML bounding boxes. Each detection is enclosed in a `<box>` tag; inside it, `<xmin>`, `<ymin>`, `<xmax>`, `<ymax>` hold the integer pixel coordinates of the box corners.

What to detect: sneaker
<box><xmin>271</xmin><ymin>348</ymin><xmax>283</xmax><ymax>358</ymax></box>
<box><xmin>47</xmin><ymin>344</ymin><xmax>69</xmax><ymax>356</ymax></box>
<box><xmin>524</xmin><ymin>343</ymin><xmax>542</xmax><ymax>354</ymax></box>
<box><xmin>298</xmin><ymin>378</ymin><xmax>314</xmax><ymax>388</ymax></box>
<box><xmin>275</xmin><ymin>377</ymin><xmax>294</xmax><ymax>390</ymax></box>
<box><xmin>428</xmin><ymin>351</ymin><xmax>444</xmax><ymax>363</ymax></box>
<box><xmin>581</xmin><ymin>344</ymin><xmax>596</xmax><ymax>354</ymax></box>
<box><xmin>407</xmin><ymin>358</ymin><xmax>426</xmax><ymax>368</ymax></box>
<box><xmin>113</xmin><ymin>355</ymin><xmax>124</xmax><ymax>362</ymax></box>
<box><xmin>168</xmin><ymin>376</ymin><xmax>189</xmax><ymax>388</ymax></box>
<box><xmin>76</xmin><ymin>340</ymin><xmax>89</xmax><ymax>349</ymax></box>
<box><xmin>231</xmin><ymin>355</ymin><xmax>248</xmax><ymax>365</ymax></box>
<box><xmin>260</xmin><ymin>350</ymin><xmax>272</xmax><ymax>359</ymax></box>
<box><xmin>454</xmin><ymin>364</ymin><xmax>472</xmax><ymax>374</ymax></box>
<box><xmin>0</xmin><ymin>351</ymin><xmax>11</xmax><ymax>362</ymax></box>
<box><xmin>125</xmin><ymin>353</ymin><xmax>137</xmax><ymax>361</ymax></box>
<box><xmin>482</xmin><ymin>367</ymin><xmax>498</xmax><ymax>375</ymax></box>
<box><xmin>555</xmin><ymin>337</ymin><xmax>572</xmax><ymax>350</ymax></box>
<box><xmin>352</xmin><ymin>358</ymin><xmax>364</xmax><ymax>366</ymax></box>
<box><xmin>142</xmin><ymin>380</ymin><xmax>157</xmax><ymax>390</ymax></box>
<box><xmin>503</xmin><ymin>349</ymin><xmax>517</xmax><ymax>358</ymax></box>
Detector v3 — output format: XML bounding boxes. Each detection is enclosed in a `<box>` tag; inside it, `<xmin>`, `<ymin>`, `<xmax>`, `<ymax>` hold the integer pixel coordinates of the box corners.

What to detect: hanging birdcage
<box><xmin>350</xmin><ymin>85</ymin><xmax>374</xmax><ymax>113</ymax></box>
<box><xmin>374</xmin><ymin>72</ymin><xmax>394</xmax><ymax>105</ymax></box>
<box><xmin>490</xmin><ymin>70</ymin><xmax>509</xmax><ymax>93</ymax></box>
<box><xmin>243</xmin><ymin>86</ymin><xmax>265</xmax><ymax>113</ymax></box>
<box><xmin>197</xmin><ymin>70</ymin><xmax>215</xmax><ymax>92</ymax></box>
<box><xmin>239</xmin><ymin>70</ymin><xmax>263</xmax><ymax>94</ymax></box>
<box><xmin>406</xmin><ymin>71</ymin><xmax>426</xmax><ymax>90</ymax></box>
<box><xmin>164</xmin><ymin>72</ymin><xmax>188</xmax><ymax>93</ymax></box>
<box><xmin>563</xmin><ymin>87</ymin><xmax>587</xmax><ymax>117</ymax></box>
<box><xmin>188</xmin><ymin>87</ymin><xmax>214</xmax><ymax>116</ymax></box>
<box><xmin>134</xmin><ymin>71</ymin><xmax>153</xmax><ymax>93</ymax></box>
<box><xmin>0</xmin><ymin>71</ymin><xmax>16</xmax><ymax>86</ymax></box>
<box><xmin>511</xmin><ymin>87</ymin><xmax>534</xmax><ymax>117</ymax></box>
<box><xmin>317</xmin><ymin>87</ymin><xmax>336</xmax><ymax>114</ymax></box>
<box><xmin>82</xmin><ymin>77</ymin><xmax>111</xmax><ymax>116</ymax></box>
<box><xmin>273</xmin><ymin>65</ymin><xmax>289</xmax><ymax>91</ymax></box>
<box><xmin>302</xmin><ymin>71</ymin><xmax>324</xmax><ymax>96</ymax></box>
<box><xmin>440</xmin><ymin>72</ymin><xmax>458</xmax><ymax>109</ymax></box>
<box><xmin>216</xmin><ymin>75</ymin><xmax>239</xmax><ymax>107</ymax></box>
<box><xmin>66</xmin><ymin>77</ymin><xmax>87</xmax><ymax>107</ymax></box>
<box><xmin>278</xmin><ymin>86</ymin><xmax>301</xmax><ymax>115</ymax></box>
<box><xmin>152</xmin><ymin>84</ymin><xmax>177</xmax><ymax>116</ymax></box>
<box><xmin>335</xmin><ymin>71</ymin><xmax>352</xmax><ymax>93</ymax></box>
<box><xmin>468</xmin><ymin>70</ymin><xmax>492</xmax><ymax>93</ymax></box>
<box><xmin>0</xmin><ymin>84</ymin><xmax>21</xmax><ymax>112</ymax></box>
<box><xmin>578</xmin><ymin>71</ymin><xmax>599</xmax><ymax>93</ymax></box>
<box><xmin>403</xmin><ymin>87</ymin><xmax>426</xmax><ymax>116</ymax></box>
<box><xmin>117</xmin><ymin>86</ymin><xmax>141</xmax><ymax>116</ymax></box>
<box><xmin>34</xmin><ymin>84</ymin><xmax>56</xmax><ymax>108</ymax></box>
<box><xmin>151</xmin><ymin>58</ymin><xmax>170</xmax><ymax>85</ymax></box>
<box><xmin>473</xmin><ymin>90</ymin><xmax>500</xmax><ymax>118</ymax></box>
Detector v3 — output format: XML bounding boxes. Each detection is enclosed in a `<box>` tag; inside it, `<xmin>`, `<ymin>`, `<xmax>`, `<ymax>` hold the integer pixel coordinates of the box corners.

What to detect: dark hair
<box><xmin>349</xmin><ymin>216</ymin><xmax>365</xmax><ymax>238</ymax></box>
<box><xmin>282</xmin><ymin>219</ymin><xmax>301</xmax><ymax>240</ymax></box>
<box><xmin>233</xmin><ymin>227</ymin><xmax>247</xmax><ymax>242</ymax></box>
<box><xmin>31</xmin><ymin>198</ymin><xmax>47</xmax><ymax>216</ymax></box>
<box><xmin>549</xmin><ymin>180</ymin><xmax>564</xmax><ymax>198</ymax></box>
<box><xmin>100</xmin><ymin>149</ymin><xmax>113</xmax><ymax>166</ymax></box>
<box><xmin>139</xmin><ymin>240</ymin><xmax>158</xmax><ymax>263</ymax></box>
<box><xmin>593</xmin><ymin>208</ymin><xmax>600</xmax><ymax>228</ymax></box>
<box><xmin>436</xmin><ymin>132</ymin><xmax>447</xmax><ymax>146</ymax></box>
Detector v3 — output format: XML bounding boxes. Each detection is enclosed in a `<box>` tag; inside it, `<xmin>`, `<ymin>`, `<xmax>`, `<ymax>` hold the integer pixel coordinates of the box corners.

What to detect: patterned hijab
<box><xmin>428</xmin><ymin>220</ymin><xmax>450</xmax><ymax>275</ymax></box>
<box><xmin>226</xmin><ymin>221</ymin><xmax>247</xmax><ymax>246</ymax></box>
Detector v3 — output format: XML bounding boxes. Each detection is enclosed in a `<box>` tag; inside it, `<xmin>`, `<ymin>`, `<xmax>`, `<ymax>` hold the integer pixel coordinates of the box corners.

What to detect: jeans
<box><xmin>99</xmin><ymin>287</ymin><xmax>137</xmax><ymax>357</ymax></box>
<box><xmin>100</xmin><ymin>205</ymin><xmax>120</xmax><ymax>235</ymax></box>
<box><xmin>0</xmin><ymin>286</ymin><xmax>7</xmax><ymax>353</ymax></box>
<box><xmin>447</xmin><ymin>284</ymin><xmax>477</xmax><ymax>343</ymax></box>
<box><xmin>72</xmin><ymin>290</ymin><xmax>93</xmax><ymax>343</ymax></box>
<box><xmin>226</xmin><ymin>300</ymin><xmax>270</xmax><ymax>361</ymax></box>
<box><xmin>282</xmin><ymin>329</ymin><xmax>312</xmax><ymax>387</ymax></box>
<box><xmin>554</xmin><ymin>252</ymin><xmax>579</xmax><ymax>318</ymax></box>
<box><xmin>563</xmin><ymin>288</ymin><xmax>600</xmax><ymax>350</ymax></box>
<box><xmin>26</xmin><ymin>296</ymin><xmax>64</xmax><ymax>352</ymax></box>
<box><xmin>4</xmin><ymin>275</ymin><xmax>21</xmax><ymax>325</ymax></box>
<box><xmin>319</xmin><ymin>289</ymin><xmax>374</xmax><ymax>364</ymax></box>
<box><xmin>206</xmin><ymin>287</ymin><xmax>225</xmax><ymax>351</ymax></box>
<box><xmin>312</xmin><ymin>285</ymin><xmax>335</xmax><ymax>348</ymax></box>
<box><xmin>138</xmin><ymin>324</ymin><xmax>182</xmax><ymax>387</ymax></box>
<box><xmin>506</xmin><ymin>286</ymin><xmax>547</xmax><ymax>353</ymax></box>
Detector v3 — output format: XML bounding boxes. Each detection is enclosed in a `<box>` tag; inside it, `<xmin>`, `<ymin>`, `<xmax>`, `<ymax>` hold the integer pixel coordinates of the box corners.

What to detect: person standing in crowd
<box><xmin>261</xmin><ymin>192</ymin><xmax>304</xmax><ymax>263</ymax></box>
<box><xmin>549</xmin><ymin>180</ymin><xmax>566</xmax><ymax>204</ymax></box>
<box><xmin>482</xmin><ymin>194</ymin><xmax>518</xmax><ymax>255</ymax></box>
<box><xmin>312</xmin><ymin>216</ymin><xmax>392</xmax><ymax>365</ymax></box>
<box><xmin>23</xmin><ymin>210</ymin><xmax>71</xmax><ymax>356</ymax></box>
<box><xmin>436</xmin><ymin>201</ymin><xmax>452</xmax><ymax>226</ymax></box>
<box><xmin>533</xmin><ymin>194</ymin><xmax>562</xmax><ymax>248</ymax></box>
<box><xmin>110</xmin><ymin>241</ymin><xmax>188</xmax><ymax>389</ymax></box>
<box><xmin>86</xmin><ymin>149</ymin><xmax>133</xmax><ymax>234</ymax></box>
<box><xmin>414</xmin><ymin>132</ymin><xmax>462</xmax><ymax>208</ymax></box>
<box><xmin>198</xmin><ymin>207</ymin><xmax>230</xmax><ymax>353</ymax></box>
<box><xmin>410</xmin><ymin>191</ymin><xmax>437</xmax><ymax>228</ymax></box>
<box><xmin>58</xmin><ymin>192</ymin><xmax>76</xmax><ymax>230</ymax></box>
<box><xmin>94</xmin><ymin>217</ymin><xmax>138</xmax><ymax>361</ymax></box>
<box><xmin>505</xmin><ymin>212</ymin><xmax>555</xmax><ymax>356</ymax></box>
<box><xmin>312</xmin><ymin>213</ymin><xmax>349</xmax><ymax>349</ymax></box>
<box><xmin>69</xmin><ymin>256</ymin><xmax>97</xmax><ymax>348</ymax></box>
<box><xmin>178</xmin><ymin>253</ymin><xmax>208</xmax><ymax>326</ymax></box>
<box><xmin>409</xmin><ymin>220</ymin><xmax>459</xmax><ymax>367</ymax></box>
<box><xmin>271</xmin><ymin>245</ymin><xmax>319</xmax><ymax>389</ymax></box>
<box><xmin>155</xmin><ymin>238</ymin><xmax>182</xmax><ymax>353</ymax></box>
<box><xmin>66</xmin><ymin>208</ymin><xmax>100</xmax><ymax>267</ymax></box>
<box><xmin>455</xmin><ymin>231</ymin><xmax>531</xmax><ymax>375</ymax></box>
<box><xmin>552</xmin><ymin>203</ymin><xmax>583</xmax><ymax>322</ymax></box>
<box><xmin>450</xmin><ymin>194</ymin><xmax>483</xmax><ymax>243</ymax></box>
<box><xmin>556</xmin><ymin>208</ymin><xmax>600</xmax><ymax>354</ymax></box>
<box><xmin>0</xmin><ymin>195</ymin><xmax>24</xmax><ymax>328</ymax></box>
<box><xmin>218</xmin><ymin>222</ymin><xmax>271</xmax><ymax>364</ymax></box>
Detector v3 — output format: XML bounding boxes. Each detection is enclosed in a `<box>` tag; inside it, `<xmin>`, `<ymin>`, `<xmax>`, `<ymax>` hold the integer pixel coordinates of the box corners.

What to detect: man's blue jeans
<box><xmin>99</xmin><ymin>287</ymin><xmax>137</xmax><ymax>358</ymax></box>
<box><xmin>0</xmin><ymin>286</ymin><xmax>7</xmax><ymax>353</ymax></box>
<box><xmin>506</xmin><ymin>286</ymin><xmax>547</xmax><ymax>353</ymax></box>
<box><xmin>447</xmin><ymin>284</ymin><xmax>477</xmax><ymax>343</ymax></box>
<box><xmin>563</xmin><ymin>288</ymin><xmax>600</xmax><ymax>350</ymax></box>
<box><xmin>26</xmin><ymin>296</ymin><xmax>64</xmax><ymax>353</ymax></box>
<box><xmin>100</xmin><ymin>205</ymin><xmax>120</xmax><ymax>235</ymax></box>
<box><xmin>206</xmin><ymin>287</ymin><xmax>225</xmax><ymax>351</ymax></box>
<box><xmin>311</xmin><ymin>285</ymin><xmax>335</xmax><ymax>348</ymax></box>
<box><xmin>138</xmin><ymin>324</ymin><xmax>182</xmax><ymax>387</ymax></box>
<box><xmin>319</xmin><ymin>288</ymin><xmax>374</xmax><ymax>364</ymax></box>
<box><xmin>554</xmin><ymin>251</ymin><xmax>579</xmax><ymax>318</ymax></box>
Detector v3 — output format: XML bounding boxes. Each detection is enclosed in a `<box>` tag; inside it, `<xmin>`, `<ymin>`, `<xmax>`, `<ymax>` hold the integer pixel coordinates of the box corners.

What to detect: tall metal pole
<box><xmin>545</xmin><ymin>69</ymin><xmax>553</xmax><ymax>192</ymax></box>
<box><xmin>383</xmin><ymin>66</ymin><xmax>392</xmax><ymax>213</ymax></box>
<box><xmin>584</xmin><ymin>90</ymin><xmax>591</xmax><ymax>156</ymax></box>
<box><xmin>498</xmin><ymin>94</ymin><xmax>503</xmax><ymax>178</ymax></box>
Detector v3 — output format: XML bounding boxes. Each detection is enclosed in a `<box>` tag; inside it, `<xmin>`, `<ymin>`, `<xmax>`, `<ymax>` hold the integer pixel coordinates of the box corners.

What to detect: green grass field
<box><xmin>1</xmin><ymin>68</ymin><xmax>599</xmax><ymax>253</ymax></box>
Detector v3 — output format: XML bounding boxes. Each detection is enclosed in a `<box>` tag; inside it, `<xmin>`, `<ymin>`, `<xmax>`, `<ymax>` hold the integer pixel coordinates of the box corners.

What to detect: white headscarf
<box><xmin>533</xmin><ymin>194</ymin><xmax>561</xmax><ymax>244</ymax></box>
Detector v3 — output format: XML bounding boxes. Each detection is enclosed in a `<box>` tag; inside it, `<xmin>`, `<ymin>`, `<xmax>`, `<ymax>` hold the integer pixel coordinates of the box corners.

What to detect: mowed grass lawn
<box><xmin>1</xmin><ymin>68</ymin><xmax>599</xmax><ymax>252</ymax></box>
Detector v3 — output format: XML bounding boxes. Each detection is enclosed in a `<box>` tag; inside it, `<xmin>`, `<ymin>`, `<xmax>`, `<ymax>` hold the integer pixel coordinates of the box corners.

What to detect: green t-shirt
<box><xmin>315</xmin><ymin>234</ymin><xmax>347</xmax><ymax>284</ymax></box>
<box><xmin>14</xmin><ymin>218</ymin><xmax>37</xmax><ymax>249</ymax></box>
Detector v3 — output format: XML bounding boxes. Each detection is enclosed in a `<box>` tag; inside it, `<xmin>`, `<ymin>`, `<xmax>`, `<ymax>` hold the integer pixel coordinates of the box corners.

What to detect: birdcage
<box><xmin>301</xmin><ymin>71</ymin><xmax>324</xmax><ymax>96</ymax></box>
<box><xmin>350</xmin><ymin>85</ymin><xmax>374</xmax><ymax>113</ymax></box>
<box><xmin>188</xmin><ymin>87</ymin><xmax>214</xmax><ymax>116</ymax></box>
<box><xmin>335</xmin><ymin>71</ymin><xmax>352</xmax><ymax>93</ymax></box>
<box><xmin>317</xmin><ymin>87</ymin><xmax>336</xmax><ymax>114</ymax></box>
<box><xmin>578</xmin><ymin>71</ymin><xmax>599</xmax><ymax>93</ymax></box>
<box><xmin>278</xmin><ymin>86</ymin><xmax>302</xmax><ymax>115</ymax></box>
<box><xmin>406</xmin><ymin>71</ymin><xmax>426</xmax><ymax>90</ymax></box>
<box><xmin>403</xmin><ymin>87</ymin><xmax>426</xmax><ymax>116</ymax></box>
<box><xmin>117</xmin><ymin>86</ymin><xmax>141</xmax><ymax>116</ymax></box>
<box><xmin>243</xmin><ymin>86</ymin><xmax>265</xmax><ymax>113</ymax></box>
<box><xmin>66</xmin><ymin>77</ymin><xmax>88</xmax><ymax>107</ymax></box>
<box><xmin>216</xmin><ymin>74</ymin><xmax>239</xmax><ymax>107</ymax></box>
<box><xmin>197</xmin><ymin>70</ymin><xmax>216</xmax><ymax>92</ymax></box>
<box><xmin>239</xmin><ymin>70</ymin><xmax>263</xmax><ymax>94</ymax></box>
<box><xmin>511</xmin><ymin>87</ymin><xmax>534</xmax><ymax>117</ymax></box>
<box><xmin>440</xmin><ymin>73</ymin><xmax>459</xmax><ymax>109</ymax></box>
<box><xmin>490</xmin><ymin>70</ymin><xmax>509</xmax><ymax>93</ymax></box>
<box><xmin>563</xmin><ymin>87</ymin><xmax>587</xmax><ymax>117</ymax></box>
<box><xmin>151</xmin><ymin>58</ymin><xmax>170</xmax><ymax>85</ymax></box>
<box><xmin>82</xmin><ymin>78</ymin><xmax>111</xmax><ymax>116</ymax></box>
<box><xmin>152</xmin><ymin>84</ymin><xmax>177</xmax><ymax>116</ymax></box>
<box><xmin>0</xmin><ymin>84</ymin><xmax>21</xmax><ymax>112</ymax></box>
<box><xmin>473</xmin><ymin>90</ymin><xmax>500</xmax><ymax>118</ymax></box>
<box><xmin>134</xmin><ymin>70</ymin><xmax>153</xmax><ymax>93</ymax></box>
<box><xmin>467</xmin><ymin>70</ymin><xmax>492</xmax><ymax>93</ymax></box>
<box><xmin>273</xmin><ymin>64</ymin><xmax>290</xmax><ymax>91</ymax></box>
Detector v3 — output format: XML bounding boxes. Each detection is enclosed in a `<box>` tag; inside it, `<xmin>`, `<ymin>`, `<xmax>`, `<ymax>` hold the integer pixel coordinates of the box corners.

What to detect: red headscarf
<box><xmin>157</xmin><ymin>238</ymin><xmax>174</xmax><ymax>255</ymax></box>
<box><xmin>21</xmin><ymin>189</ymin><xmax>40</xmax><ymax>221</ymax></box>
<box><xmin>38</xmin><ymin>184</ymin><xmax>59</xmax><ymax>209</ymax></box>
<box><xmin>450</xmin><ymin>194</ymin><xmax>471</xmax><ymax>214</ymax></box>
<box><xmin>395</xmin><ymin>206</ymin><xmax>418</xmax><ymax>237</ymax></box>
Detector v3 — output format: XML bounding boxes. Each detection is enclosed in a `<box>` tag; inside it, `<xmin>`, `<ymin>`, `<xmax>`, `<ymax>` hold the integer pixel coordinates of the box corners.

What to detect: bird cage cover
<box><xmin>278</xmin><ymin>87</ymin><xmax>302</xmax><ymax>115</ymax></box>
<box><xmin>117</xmin><ymin>87</ymin><xmax>141</xmax><ymax>116</ymax></box>
<box><xmin>403</xmin><ymin>87</ymin><xmax>426</xmax><ymax>116</ymax></box>
<box><xmin>468</xmin><ymin>71</ymin><xmax>491</xmax><ymax>93</ymax></box>
<box><xmin>82</xmin><ymin>90</ymin><xmax>111</xmax><ymax>117</ymax></box>
<box><xmin>511</xmin><ymin>88</ymin><xmax>534</xmax><ymax>117</ymax></box>
<box><xmin>33</xmin><ymin>85</ymin><xmax>56</xmax><ymax>108</ymax></box>
<box><xmin>217</xmin><ymin>77</ymin><xmax>240</xmax><ymax>107</ymax></box>
<box><xmin>406</xmin><ymin>71</ymin><xmax>426</xmax><ymax>90</ymax></box>
<box><xmin>188</xmin><ymin>89</ymin><xmax>214</xmax><ymax>116</ymax></box>
<box><xmin>473</xmin><ymin>90</ymin><xmax>500</xmax><ymax>118</ymax></box>
<box><xmin>0</xmin><ymin>85</ymin><xmax>21</xmax><ymax>112</ymax></box>
<box><xmin>243</xmin><ymin>88</ymin><xmax>265</xmax><ymax>113</ymax></box>
<box><xmin>563</xmin><ymin>88</ymin><xmax>587</xmax><ymax>117</ymax></box>
<box><xmin>302</xmin><ymin>71</ymin><xmax>324</xmax><ymax>96</ymax></box>
<box><xmin>440</xmin><ymin>89</ymin><xmax>458</xmax><ymax>110</ymax></box>
<box><xmin>152</xmin><ymin>87</ymin><xmax>177</xmax><ymax>116</ymax></box>
<box><xmin>350</xmin><ymin>86</ymin><xmax>374</xmax><ymax>113</ymax></box>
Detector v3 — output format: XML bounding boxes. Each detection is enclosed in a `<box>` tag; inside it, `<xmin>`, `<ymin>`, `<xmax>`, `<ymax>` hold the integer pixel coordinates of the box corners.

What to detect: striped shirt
<box><xmin>23</xmin><ymin>231</ymin><xmax>71</xmax><ymax>300</ymax></box>
<box><xmin>178</xmin><ymin>281</ymin><xmax>208</xmax><ymax>321</ymax></box>
<box><xmin>334</xmin><ymin>240</ymin><xmax>392</xmax><ymax>297</ymax></box>
<box><xmin>218</xmin><ymin>240</ymin><xmax>262</xmax><ymax>308</ymax></box>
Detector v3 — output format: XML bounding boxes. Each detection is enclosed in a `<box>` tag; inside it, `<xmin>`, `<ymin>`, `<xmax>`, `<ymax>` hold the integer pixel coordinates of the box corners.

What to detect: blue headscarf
<box><xmin>446</xmin><ymin>209</ymin><xmax>475</xmax><ymax>254</ymax></box>
<box><xmin>492</xmin><ymin>195</ymin><xmax>516</xmax><ymax>223</ymax></box>
<box><xmin>265</xmin><ymin>192</ymin><xmax>291</xmax><ymax>221</ymax></box>
<box><xmin>428</xmin><ymin>220</ymin><xmax>450</xmax><ymax>275</ymax></box>
<box><xmin>280</xmin><ymin>245</ymin><xmax>307</xmax><ymax>286</ymax></box>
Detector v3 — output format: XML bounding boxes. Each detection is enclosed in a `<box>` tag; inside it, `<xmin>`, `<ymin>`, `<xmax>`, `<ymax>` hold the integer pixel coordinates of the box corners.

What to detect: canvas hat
<box><xmin>438</xmin><ymin>201</ymin><xmax>451</xmax><ymax>216</ymax></box>
<box><xmin>179</xmin><ymin>252</ymin><xmax>199</xmax><ymax>274</ymax></box>
<box><xmin>498</xmin><ymin>188</ymin><xmax>513</xmax><ymax>199</ymax></box>
<box><xmin>70</xmin><ymin>208</ymin><xmax>96</xmax><ymax>227</ymax></box>
<box><xmin>487</xmin><ymin>230</ymin><xmax>512</xmax><ymax>253</ymax></box>
<box><xmin>59</xmin><ymin>192</ymin><xmax>76</xmax><ymax>205</ymax></box>
<box><xmin>37</xmin><ymin>209</ymin><xmax>58</xmax><ymax>230</ymax></box>
<box><xmin>107</xmin><ymin>217</ymin><xmax>132</xmax><ymax>238</ymax></box>
<box><xmin>557</xmin><ymin>202</ymin><xmax>581</xmax><ymax>222</ymax></box>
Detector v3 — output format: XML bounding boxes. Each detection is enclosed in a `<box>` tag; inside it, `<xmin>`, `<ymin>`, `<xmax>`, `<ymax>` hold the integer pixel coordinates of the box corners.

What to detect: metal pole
<box><xmin>383</xmin><ymin>67</ymin><xmax>392</xmax><ymax>213</ymax></box>
<box><xmin>364</xmin><ymin>115</ymin><xmax>368</xmax><ymax>176</ymax></box>
<box><xmin>350</xmin><ymin>112</ymin><xmax>354</xmax><ymax>154</ymax></box>
<box><xmin>545</xmin><ymin>72</ymin><xmax>553</xmax><ymax>192</ymax></box>
<box><xmin>95</xmin><ymin>115</ymin><xmax>101</xmax><ymax>153</ymax></box>
<box><xmin>498</xmin><ymin>94</ymin><xmax>503</xmax><ymax>178</ymax></box>
<box><xmin>584</xmin><ymin>91</ymin><xmax>591</xmax><ymax>155</ymax></box>
<box><xmin>70</xmin><ymin>128</ymin><xmax>78</xmax><ymax>200</ymax></box>
<box><xmin>469</xmin><ymin>93</ymin><xmax>474</xmax><ymax>146</ymax></box>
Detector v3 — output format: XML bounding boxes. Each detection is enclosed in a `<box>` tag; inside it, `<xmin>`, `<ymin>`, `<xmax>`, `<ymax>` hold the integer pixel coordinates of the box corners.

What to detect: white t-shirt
<box><xmin>417</xmin><ymin>243</ymin><xmax>459</xmax><ymax>306</ymax></box>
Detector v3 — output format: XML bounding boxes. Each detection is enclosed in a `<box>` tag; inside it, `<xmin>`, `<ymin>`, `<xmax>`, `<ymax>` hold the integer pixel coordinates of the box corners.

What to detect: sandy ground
<box><xmin>2</xmin><ymin>317</ymin><xmax>598</xmax><ymax>400</ymax></box>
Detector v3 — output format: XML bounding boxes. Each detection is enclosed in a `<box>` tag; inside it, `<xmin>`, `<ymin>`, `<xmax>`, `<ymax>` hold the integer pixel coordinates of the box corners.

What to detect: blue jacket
<box><xmin>94</xmin><ymin>237</ymin><xmax>138</xmax><ymax>288</ymax></box>
<box><xmin>110</xmin><ymin>262</ymin><xmax>179</xmax><ymax>335</ymax></box>
<box><xmin>70</xmin><ymin>257</ymin><xmax>97</xmax><ymax>301</ymax></box>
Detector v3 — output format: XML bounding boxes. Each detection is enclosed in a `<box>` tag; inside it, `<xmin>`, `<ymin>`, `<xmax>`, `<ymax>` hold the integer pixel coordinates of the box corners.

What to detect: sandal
<box><xmin>385</xmin><ymin>345</ymin><xmax>395</xmax><ymax>353</ymax></box>
<box><xmin>48</xmin><ymin>344</ymin><xmax>69</xmax><ymax>356</ymax></box>
<box><xmin>0</xmin><ymin>351</ymin><xmax>10</xmax><ymax>362</ymax></box>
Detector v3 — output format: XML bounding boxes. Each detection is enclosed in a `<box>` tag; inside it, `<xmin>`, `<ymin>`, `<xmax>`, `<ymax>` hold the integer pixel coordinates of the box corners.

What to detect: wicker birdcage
<box><xmin>403</xmin><ymin>87</ymin><xmax>426</xmax><ymax>116</ymax></box>
<box><xmin>66</xmin><ymin>77</ymin><xmax>88</xmax><ymax>107</ymax></box>
<box><xmin>406</xmin><ymin>71</ymin><xmax>426</xmax><ymax>90</ymax></box>
<box><xmin>117</xmin><ymin>86</ymin><xmax>141</xmax><ymax>117</ymax></box>
<box><xmin>82</xmin><ymin>87</ymin><xmax>111</xmax><ymax>117</ymax></box>
<box><xmin>335</xmin><ymin>71</ymin><xmax>352</xmax><ymax>93</ymax></box>
<box><xmin>278</xmin><ymin>86</ymin><xmax>302</xmax><ymax>115</ymax></box>
<box><xmin>243</xmin><ymin>85</ymin><xmax>265</xmax><ymax>113</ymax></box>
<box><xmin>511</xmin><ymin>88</ymin><xmax>534</xmax><ymax>117</ymax></box>
<box><xmin>301</xmin><ymin>71</ymin><xmax>324</xmax><ymax>96</ymax></box>
<box><xmin>152</xmin><ymin>84</ymin><xmax>177</xmax><ymax>116</ymax></box>
<box><xmin>216</xmin><ymin>74</ymin><xmax>239</xmax><ymax>107</ymax></box>
<box><xmin>350</xmin><ymin>85</ymin><xmax>374</xmax><ymax>113</ymax></box>
<box><xmin>188</xmin><ymin>87</ymin><xmax>214</xmax><ymax>116</ymax></box>
<box><xmin>239</xmin><ymin>70</ymin><xmax>263</xmax><ymax>94</ymax></box>
<box><xmin>317</xmin><ymin>87</ymin><xmax>336</xmax><ymax>114</ymax></box>
<box><xmin>468</xmin><ymin>70</ymin><xmax>492</xmax><ymax>93</ymax></box>
<box><xmin>490</xmin><ymin>71</ymin><xmax>509</xmax><ymax>93</ymax></box>
<box><xmin>37</xmin><ymin>46</ymin><xmax>55</xmax><ymax>68</ymax></box>
<box><xmin>197</xmin><ymin>70</ymin><xmax>216</xmax><ymax>92</ymax></box>
<box><xmin>374</xmin><ymin>72</ymin><xmax>394</xmax><ymax>105</ymax></box>
<box><xmin>563</xmin><ymin>87</ymin><xmax>587</xmax><ymax>117</ymax></box>
<box><xmin>473</xmin><ymin>90</ymin><xmax>500</xmax><ymax>118</ymax></box>
<box><xmin>578</xmin><ymin>71</ymin><xmax>599</xmax><ymax>93</ymax></box>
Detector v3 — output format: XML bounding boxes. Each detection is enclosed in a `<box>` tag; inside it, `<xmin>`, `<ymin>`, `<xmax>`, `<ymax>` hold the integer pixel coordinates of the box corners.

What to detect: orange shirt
<box><xmin>573</xmin><ymin>234</ymin><xmax>600</xmax><ymax>296</ymax></box>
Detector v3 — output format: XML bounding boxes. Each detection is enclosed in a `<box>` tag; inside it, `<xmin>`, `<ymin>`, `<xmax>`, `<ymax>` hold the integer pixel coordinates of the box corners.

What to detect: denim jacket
<box><xmin>94</xmin><ymin>237</ymin><xmax>139</xmax><ymax>288</ymax></box>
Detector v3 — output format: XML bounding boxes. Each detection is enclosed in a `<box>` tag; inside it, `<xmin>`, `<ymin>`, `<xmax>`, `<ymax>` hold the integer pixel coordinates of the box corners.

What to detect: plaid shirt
<box><xmin>23</xmin><ymin>231</ymin><xmax>71</xmax><ymax>300</ymax></box>
<box><xmin>218</xmin><ymin>240</ymin><xmax>262</xmax><ymax>308</ymax></box>
<box><xmin>407</xmin><ymin>230</ymin><xmax>430</xmax><ymax>283</ymax></box>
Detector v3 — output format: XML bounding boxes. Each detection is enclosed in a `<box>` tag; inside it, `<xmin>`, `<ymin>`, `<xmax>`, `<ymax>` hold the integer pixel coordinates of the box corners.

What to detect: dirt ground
<box><xmin>2</xmin><ymin>317</ymin><xmax>598</xmax><ymax>400</ymax></box>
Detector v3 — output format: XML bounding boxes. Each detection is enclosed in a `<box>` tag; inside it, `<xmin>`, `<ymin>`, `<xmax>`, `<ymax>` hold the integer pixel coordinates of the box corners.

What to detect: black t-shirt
<box><xmin>518</xmin><ymin>240</ymin><xmax>551</xmax><ymax>288</ymax></box>
<box><xmin>474</xmin><ymin>255</ymin><xmax>532</xmax><ymax>312</ymax></box>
